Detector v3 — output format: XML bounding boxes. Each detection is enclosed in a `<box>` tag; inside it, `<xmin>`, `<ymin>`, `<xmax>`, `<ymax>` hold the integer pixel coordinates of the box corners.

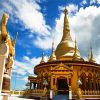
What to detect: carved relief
<box><xmin>51</xmin><ymin>63</ymin><xmax>73</xmax><ymax>71</ymax></box>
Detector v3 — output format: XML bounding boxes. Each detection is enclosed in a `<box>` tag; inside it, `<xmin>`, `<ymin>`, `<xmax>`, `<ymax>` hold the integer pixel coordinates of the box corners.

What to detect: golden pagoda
<box><xmin>28</xmin><ymin>8</ymin><xmax>100</xmax><ymax>99</ymax></box>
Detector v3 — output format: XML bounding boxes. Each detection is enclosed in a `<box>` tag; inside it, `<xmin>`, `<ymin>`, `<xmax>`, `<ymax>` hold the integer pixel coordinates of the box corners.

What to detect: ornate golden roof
<box><xmin>55</xmin><ymin>8</ymin><xmax>81</xmax><ymax>60</ymax></box>
<box><xmin>12</xmin><ymin>32</ymin><xmax>18</xmax><ymax>47</ymax></box>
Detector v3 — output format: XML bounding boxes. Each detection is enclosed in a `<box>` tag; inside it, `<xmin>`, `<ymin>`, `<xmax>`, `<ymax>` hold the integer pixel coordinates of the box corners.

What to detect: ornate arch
<box><xmin>88</xmin><ymin>73</ymin><xmax>92</xmax><ymax>91</ymax></box>
<box><xmin>80</xmin><ymin>72</ymin><xmax>86</xmax><ymax>91</ymax></box>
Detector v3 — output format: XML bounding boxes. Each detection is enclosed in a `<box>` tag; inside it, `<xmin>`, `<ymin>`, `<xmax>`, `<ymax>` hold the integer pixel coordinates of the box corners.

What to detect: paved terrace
<box><xmin>0</xmin><ymin>96</ymin><xmax>34</xmax><ymax>100</ymax></box>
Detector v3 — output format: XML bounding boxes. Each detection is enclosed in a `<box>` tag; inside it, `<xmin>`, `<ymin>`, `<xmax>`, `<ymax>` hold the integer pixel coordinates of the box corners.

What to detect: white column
<box><xmin>0</xmin><ymin>43</ymin><xmax>9</xmax><ymax>96</ymax></box>
<box><xmin>3</xmin><ymin>95</ymin><xmax>8</xmax><ymax>100</ymax></box>
<box><xmin>69</xmin><ymin>90</ymin><xmax>72</xmax><ymax>100</ymax></box>
<box><xmin>50</xmin><ymin>90</ymin><xmax>53</xmax><ymax>100</ymax></box>
<box><xmin>69</xmin><ymin>86</ymin><xmax>72</xmax><ymax>100</ymax></box>
<box><xmin>8</xmin><ymin>57</ymin><xmax>14</xmax><ymax>77</ymax></box>
<box><xmin>0</xmin><ymin>57</ymin><xmax>6</xmax><ymax>94</ymax></box>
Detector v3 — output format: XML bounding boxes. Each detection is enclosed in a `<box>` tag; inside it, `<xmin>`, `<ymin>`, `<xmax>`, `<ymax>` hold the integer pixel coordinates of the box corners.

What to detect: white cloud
<box><xmin>12</xmin><ymin>55</ymin><xmax>48</xmax><ymax>76</ymax></box>
<box><xmin>34</xmin><ymin>4</ymin><xmax>78</xmax><ymax>49</ymax></box>
<box><xmin>21</xmin><ymin>76</ymin><xmax>28</xmax><ymax>83</ymax></box>
<box><xmin>96</xmin><ymin>54</ymin><xmax>100</xmax><ymax>64</ymax></box>
<box><xmin>59</xmin><ymin>4</ymin><xmax>78</xmax><ymax>16</ymax></box>
<box><xmin>90</xmin><ymin>0</ymin><xmax>97</xmax><ymax>4</ymax></box>
<box><xmin>69</xmin><ymin>6</ymin><xmax>100</xmax><ymax>55</ymax></box>
<box><xmin>81</xmin><ymin>0</ymin><xmax>87</xmax><ymax>6</ymax></box>
<box><xmin>2</xmin><ymin>2</ymin><xmax>13</xmax><ymax>13</ymax></box>
<box><xmin>97</xmin><ymin>0</ymin><xmax>100</xmax><ymax>3</ymax></box>
<box><xmin>90</xmin><ymin>0</ymin><xmax>100</xmax><ymax>4</ymax></box>
<box><xmin>34</xmin><ymin>5</ymin><xmax>100</xmax><ymax>60</ymax></box>
<box><xmin>1</xmin><ymin>0</ymin><xmax>51</xmax><ymax>36</ymax></box>
<box><xmin>34</xmin><ymin>36</ymin><xmax>53</xmax><ymax>49</ymax></box>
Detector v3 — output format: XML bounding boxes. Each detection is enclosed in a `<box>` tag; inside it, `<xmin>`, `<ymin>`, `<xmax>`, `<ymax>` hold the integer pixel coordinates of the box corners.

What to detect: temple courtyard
<box><xmin>8</xmin><ymin>96</ymin><xmax>33</xmax><ymax>100</ymax></box>
<box><xmin>9</xmin><ymin>97</ymin><xmax>33</xmax><ymax>100</ymax></box>
<box><xmin>0</xmin><ymin>96</ymin><xmax>34</xmax><ymax>100</ymax></box>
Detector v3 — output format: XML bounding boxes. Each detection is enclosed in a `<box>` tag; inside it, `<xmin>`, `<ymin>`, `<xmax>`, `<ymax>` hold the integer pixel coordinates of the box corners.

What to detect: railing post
<box><xmin>69</xmin><ymin>86</ymin><xmax>72</xmax><ymax>100</ymax></box>
<box><xmin>50</xmin><ymin>89</ymin><xmax>53</xmax><ymax>100</ymax></box>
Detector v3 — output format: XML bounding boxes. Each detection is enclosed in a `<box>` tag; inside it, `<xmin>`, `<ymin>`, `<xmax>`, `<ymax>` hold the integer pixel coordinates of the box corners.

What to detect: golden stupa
<box><xmin>28</xmin><ymin>8</ymin><xmax>100</xmax><ymax>99</ymax></box>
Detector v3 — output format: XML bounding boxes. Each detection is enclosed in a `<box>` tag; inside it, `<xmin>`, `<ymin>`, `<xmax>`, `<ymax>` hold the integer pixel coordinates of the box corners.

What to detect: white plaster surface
<box><xmin>8</xmin><ymin>96</ymin><xmax>34</xmax><ymax>100</ymax></box>
<box><xmin>0</xmin><ymin>96</ymin><xmax>34</xmax><ymax>100</ymax></box>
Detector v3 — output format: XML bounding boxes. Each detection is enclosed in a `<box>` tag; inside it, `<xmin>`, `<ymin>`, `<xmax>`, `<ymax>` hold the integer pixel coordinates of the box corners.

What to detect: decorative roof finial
<box><xmin>12</xmin><ymin>32</ymin><xmax>18</xmax><ymax>47</ymax></box>
<box><xmin>49</xmin><ymin>42</ymin><xmax>56</xmax><ymax>62</ymax></box>
<box><xmin>61</xmin><ymin>5</ymin><xmax>72</xmax><ymax>41</ymax></box>
<box><xmin>88</xmin><ymin>46</ymin><xmax>95</xmax><ymax>62</ymax></box>
<box><xmin>73</xmin><ymin>38</ymin><xmax>83</xmax><ymax>61</ymax></box>
<box><xmin>64</xmin><ymin>8</ymin><xmax>68</xmax><ymax>15</ymax></box>
<box><xmin>40</xmin><ymin>49</ymin><xmax>45</xmax><ymax>64</ymax></box>
<box><xmin>1</xmin><ymin>13</ymin><xmax>9</xmax><ymax>41</ymax></box>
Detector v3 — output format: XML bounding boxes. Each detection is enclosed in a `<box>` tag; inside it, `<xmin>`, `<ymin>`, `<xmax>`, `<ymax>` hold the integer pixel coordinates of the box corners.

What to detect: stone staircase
<box><xmin>53</xmin><ymin>95</ymin><xmax>69</xmax><ymax>100</ymax></box>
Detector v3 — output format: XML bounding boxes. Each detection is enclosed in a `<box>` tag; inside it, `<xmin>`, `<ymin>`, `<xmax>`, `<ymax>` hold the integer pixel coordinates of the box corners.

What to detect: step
<box><xmin>53</xmin><ymin>95</ymin><xmax>69</xmax><ymax>100</ymax></box>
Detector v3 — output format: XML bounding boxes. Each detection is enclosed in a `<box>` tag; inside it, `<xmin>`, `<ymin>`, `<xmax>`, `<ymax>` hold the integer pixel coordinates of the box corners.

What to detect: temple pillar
<box><xmin>69</xmin><ymin>86</ymin><xmax>72</xmax><ymax>100</ymax></box>
<box><xmin>37</xmin><ymin>80</ymin><xmax>39</xmax><ymax>89</ymax></box>
<box><xmin>93</xmin><ymin>78</ymin><xmax>96</xmax><ymax>95</ymax></box>
<box><xmin>96</xmin><ymin>79</ymin><xmax>99</xmax><ymax>94</ymax></box>
<box><xmin>0</xmin><ymin>57</ymin><xmax>6</xmax><ymax>94</ymax></box>
<box><xmin>69</xmin><ymin>78</ymin><xmax>72</xmax><ymax>100</ymax></box>
<box><xmin>48</xmin><ymin>77</ymin><xmax>51</xmax><ymax>89</ymax></box>
<box><xmin>2</xmin><ymin>95</ymin><xmax>8</xmax><ymax>100</ymax></box>
<box><xmin>89</xmin><ymin>78</ymin><xmax>92</xmax><ymax>95</ymax></box>
<box><xmin>91</xmin><ymin>79</ymin><xmax>93</xmax><ymax>95</ymax></box>
<box><xmin>0</xmin><ymin>43</ymin><xmax>9</xmax><ymax>95</ymax></box>
<box><xmin>7</xmin><ymin>56</ymin><xmax>14</xmax><ymax>77</ymax></box>
<box><xmin>86</xmin><ymin>77</ymin><xmax>88</xmax><ymax>94</ymax></box>
<box><xmin>30</xmin><ymin>81</ymin><xmax>32</xmax><ymax>90</ymax></box>
<box><xmin>34</xmin><ymin>82</ymin><xmax>37</xmax><ymax>89</ymax></box>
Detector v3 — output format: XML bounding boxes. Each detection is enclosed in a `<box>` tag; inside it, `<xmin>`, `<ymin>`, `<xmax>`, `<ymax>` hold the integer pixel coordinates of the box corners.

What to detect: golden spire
<box><xmin>55</xmin><ymin>8</ymin><xmax>78</xmax><ymax>60</ymax></box>
<box><xmin>88</xmin><ymin>47</ymin><xmax>95</xmax><ymax>62</ymax></box>
<box><xmin>49</xmin><ymin>42</ymin><xmax>56</xmax><ymax>62</ymax></box>
<box><xmin>73</xmin><ymin>39</ymin><xmax>83</xmax><ymax>61</ymax></box>
<box><xmin>12</xmin><ymin>32</ymin><xmax>18</xmax><ymax>47</ymax></box>
<box><xmin>62</xmin><ymin>8</ymin><xmax>72</xmax><ymax>41</ymax></box>
<box><xmin>73</xmin><ymin>39</ymin><xmax>78</xmax><ymax>58</ymax></box>
<box><xmin>40</xmin><ymin>50</ymin><xmax>45</xmax><ymax>64</ymax></box>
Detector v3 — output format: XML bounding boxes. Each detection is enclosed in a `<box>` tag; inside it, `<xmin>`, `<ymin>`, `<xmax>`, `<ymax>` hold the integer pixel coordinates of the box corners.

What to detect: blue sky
<box><xmin>0</xmin><ymin>0</ymin><xmax>100</xmax><ymax>90</ymax></box>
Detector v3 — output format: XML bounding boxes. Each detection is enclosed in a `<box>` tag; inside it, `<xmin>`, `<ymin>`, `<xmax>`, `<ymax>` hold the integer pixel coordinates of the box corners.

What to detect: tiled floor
<box><xmin>0</xmin><ymin>96</ymin><xmax>34</xmax><ymax>100</ymax></box>
<box><xmin>8</xmin><ymin>96</ymin><xmax>34</xmax><ymax>100</ymax></box>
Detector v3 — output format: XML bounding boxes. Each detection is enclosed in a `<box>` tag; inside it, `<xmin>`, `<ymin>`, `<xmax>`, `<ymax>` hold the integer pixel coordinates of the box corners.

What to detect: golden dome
<box><xmin>55</xmin><ymin>8</ymin><xmax>81</xmax><ymax>60</ymax></box>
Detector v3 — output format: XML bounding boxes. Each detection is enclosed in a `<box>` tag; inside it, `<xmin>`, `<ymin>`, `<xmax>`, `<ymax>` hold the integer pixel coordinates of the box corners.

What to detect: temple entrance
<box><xmin>57</xmin><ymin>78</ymin><xmax>69</xmax><ymax>95</ymax></box>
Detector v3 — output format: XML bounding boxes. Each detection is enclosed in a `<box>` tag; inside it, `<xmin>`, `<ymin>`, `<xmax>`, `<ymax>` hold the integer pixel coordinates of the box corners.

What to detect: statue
<box><xmin>77</xmin><ymin>78</ymin><xmax>82</xmax><ymax>99</ymax></box>
<box><xmin>1</xmin><ymin>13</ymin><xmax>9</xmax><ymax>41</ymax></box>
<box><xmin>1</xmin><ymin>13</ymin><xmax>16</xmax><ymax>56</ymax></box>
